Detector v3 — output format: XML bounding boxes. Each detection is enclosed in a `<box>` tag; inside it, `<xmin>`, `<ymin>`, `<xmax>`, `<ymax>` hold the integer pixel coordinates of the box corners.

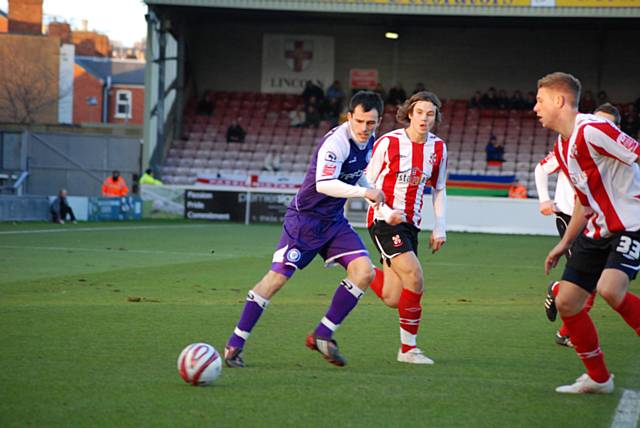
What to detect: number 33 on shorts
<box><xmin>616</xmin><ymin>235</ymin><xmax>640</xmax><ymax>261</ymax></box>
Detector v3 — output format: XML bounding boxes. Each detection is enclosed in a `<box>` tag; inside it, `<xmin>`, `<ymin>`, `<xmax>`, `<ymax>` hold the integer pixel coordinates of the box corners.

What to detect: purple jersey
<box><xmin>289</xmin><ymin>121</ymin><xmax>374</xmax><ymax>220</ymax></box>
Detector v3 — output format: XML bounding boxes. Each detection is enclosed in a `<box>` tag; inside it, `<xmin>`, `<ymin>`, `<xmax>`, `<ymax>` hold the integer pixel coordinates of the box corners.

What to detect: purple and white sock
<box><xmin>226</xmin><ymin>290</ymin><xmax>270</xmax><ymax>349</ymax></box>
<box><xmin>314</xmin><ymin>279</ymin><xmax>364</xmax><ymax>339</ymax></box>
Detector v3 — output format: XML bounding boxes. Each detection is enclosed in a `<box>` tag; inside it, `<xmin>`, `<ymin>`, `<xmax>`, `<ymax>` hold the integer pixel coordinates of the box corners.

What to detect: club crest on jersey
<box><xmin>569</xmin><ymin>143</ymin><xmax>579</xmax><ymax>159</ymax></box>
<box><xmin>286</xmin><ymin>248</ymin><xmax>301</xmax><ymax>263</ymax></box>
<box><xmin>392</xmin><ymin>234</ymin><xmax>403</xmax><ymax>247</ymax></box>
<box><xmin>325</xmin><ymin>151</ymin><xmax>337</xmax><ymax>163</ymax></box>
<box><xmin>617</xmin><ymin>133</ymin><xmax>639</xmax><ymax>153</ymax></box>
<box><xmin>428</xmin><ymin>152</ymin><xmax>438</xmax><ymax>165</ymax></box>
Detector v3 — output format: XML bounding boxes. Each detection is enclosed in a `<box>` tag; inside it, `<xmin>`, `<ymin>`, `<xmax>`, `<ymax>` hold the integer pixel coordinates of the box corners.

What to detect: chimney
<box><xmin>48</xmin><ymin>21</ymin><xmax>72</xmax><ymax>44</ymax></box>
<box><xmin>81</xmin><ymin>19</ymin><xmax>88</xmax><ymax>31</ymax></box>
<box><xmin>8</xmin><ymin>0</ymin><xmax>43</xmax><ymax>35</ymax></box>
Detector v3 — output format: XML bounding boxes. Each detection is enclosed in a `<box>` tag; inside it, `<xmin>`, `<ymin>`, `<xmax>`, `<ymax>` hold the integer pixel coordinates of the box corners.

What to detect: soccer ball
<box><xmin>177</xmin><ymin>342</ymin><xmax>222</xmax><ymax>386</ymax></box>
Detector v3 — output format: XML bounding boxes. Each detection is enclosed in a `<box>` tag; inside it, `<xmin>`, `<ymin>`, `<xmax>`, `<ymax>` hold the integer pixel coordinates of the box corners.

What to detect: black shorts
<box><xmin>368</xmin><ymin>221</ymin><xmax>419</xmax><ymax>266</ymax></box>
<box><xmin>556</xmin><ymin>212</ymin><xmax>572</xmax><ymax>259</ymax></box>
<box><xmin>562</xmin><ymin>230</ymin><xmax>640</xmax><ymax>292</ymax></box>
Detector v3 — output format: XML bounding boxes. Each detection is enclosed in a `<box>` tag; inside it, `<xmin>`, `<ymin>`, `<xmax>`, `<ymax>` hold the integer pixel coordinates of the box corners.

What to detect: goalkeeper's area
<box><xmin>1</xmin><ymin>220</ymin><xmax>638</xmax><ymax>427</ymax></box>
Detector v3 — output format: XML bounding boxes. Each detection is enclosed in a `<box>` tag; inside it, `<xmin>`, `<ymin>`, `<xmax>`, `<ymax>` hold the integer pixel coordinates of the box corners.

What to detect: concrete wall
<box><xmin>185</xmin><ymin>14</ymin><xmax>640</xmax><ymax>102</ymax></box>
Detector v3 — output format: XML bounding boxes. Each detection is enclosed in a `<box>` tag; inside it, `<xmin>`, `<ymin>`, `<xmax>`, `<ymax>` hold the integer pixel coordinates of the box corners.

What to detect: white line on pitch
<box><xmin>0</xmin><ymin>244</ymin><xmax>214</xmax><ymax>258</ymax></box>
<box><xmin>0</xmin><ymin>224</ymin><xmax>212</xmax><ymax>235</ymax></box>
<box><xmin>611</xmin><ymin>389</ymin><xmax>640</xmax><ymax>428</ymax></box>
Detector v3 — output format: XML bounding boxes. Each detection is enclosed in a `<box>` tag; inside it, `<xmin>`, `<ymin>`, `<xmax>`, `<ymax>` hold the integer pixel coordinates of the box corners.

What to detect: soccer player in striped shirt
<box><xmin>224</xmin><ymin>91</ymin><xmax>394</xmax><ymax>368</ymax></box>
<box><xmin>364</xmin><ymin>91</ymin><xmax>448</xmax><ymax>364</ymax></box>
<box><xmin>536</xmin><ymin>72</ymin><xmax>640</xmax><ymax>394</ymax></box>
<box><xmin>536</xmin><ymin>103</ymin><xmax>621</xmax><ymax>348</ymax></box>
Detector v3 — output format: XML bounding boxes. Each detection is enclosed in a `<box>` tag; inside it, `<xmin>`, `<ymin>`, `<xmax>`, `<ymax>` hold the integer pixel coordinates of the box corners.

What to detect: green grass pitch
<box><xmin>0</xmin><ymin>220</ymin><xmax>638</xmax><ymax>427</ymax></box>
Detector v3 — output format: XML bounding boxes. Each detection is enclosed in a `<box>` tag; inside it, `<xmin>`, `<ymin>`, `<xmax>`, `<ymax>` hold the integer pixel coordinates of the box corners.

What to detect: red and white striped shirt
<box><xmin>365</xmin><ymin>128</ymin><xmax>447</xmax><ymax>228</ymax></box>
<box><xmin>554</xmin><ymin>114</ymin><xmax>640</xmax><ymax>239</ymax></box>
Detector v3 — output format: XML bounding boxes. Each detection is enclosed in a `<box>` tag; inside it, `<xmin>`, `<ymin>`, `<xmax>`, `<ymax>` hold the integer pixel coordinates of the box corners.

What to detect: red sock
<box><xmin>559</xmin><ymin>291</ymin><xmax>596</xmax><ymax>337</ymax></box>
<box><xmin>614</xmin><ymin>292</ymin><xmax>640</xmax><ymax>336</ymax></box>
<box><xmin>369</xmin><ymin>267</ymin><xmax>384</xmax><ymax>299</ymax></box>
<box><xmin>584</xmin><ymin>292</ymin><xmax>596</xmax><ymax>312</ymax></box>
<box><xmin>398</xmin><ymin>288</ymin><xmax>422</xmax><ymax>353</ymax></box>
<box><xmin>561</xmin><ymin>310</ymin><xmax>609</xmax><ymax>383</ymax></box>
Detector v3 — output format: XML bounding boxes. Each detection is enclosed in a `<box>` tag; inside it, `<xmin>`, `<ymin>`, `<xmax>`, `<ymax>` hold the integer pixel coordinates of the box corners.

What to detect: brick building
<box><xmin>74</xmin><ymin>57</ymin><xmax>145</xmax><ymax>125</ymax></box>
<box><xmin>0</xmin><ymin>10</ymin><xmax>8</xmax><ymax>33</ymax></box>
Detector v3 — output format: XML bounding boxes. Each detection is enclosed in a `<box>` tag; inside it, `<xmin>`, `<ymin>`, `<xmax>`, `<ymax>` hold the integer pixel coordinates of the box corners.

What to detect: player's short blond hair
<box><xmin>537</xmin><ymin>72</ymin><xmax>581</xmax><ymax>109</ymax></box>
<box><xmin>396</xmin><ymin>91</ymin><xmax>442</xmax><ymax>125</ymax></box>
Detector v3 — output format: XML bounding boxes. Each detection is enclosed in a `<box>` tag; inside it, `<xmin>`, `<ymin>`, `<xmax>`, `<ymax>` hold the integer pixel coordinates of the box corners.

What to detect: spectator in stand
<box><xmin>304</xmin><ymin>104</ymin><xmax>321</xmax><ymax>128</ymax></box>
<box><xmin>373</xmin><ymin>82</ymin><xmax>386</xmax><ymax>101</ymax></box>
<box><xmin>139</xmin><ymin>168</ymin><xmax>162</xmax><ymax>185</ymax></box>
<box><xmin>482</xmin><ymin>87</ymin><xmax>498</xmax><ymax>109</ymax></box>
<box><xmin>226</xmin><ymin>118</ymin><xmax>246</xmax><ymax>143</ymax></box>
<box><xmin>197</xmin><ymin>92</ymin><xmax>214</xmax><ymax>116</ymax></box>
<box><xmin>50</xmin><ymin>189</ymin><xmax>76</xmax><ymax>224</ymax></box>
<box><xmin>302</xmin><ymin>80</ymin><xmax>324</xmax><ymax>106</ymax></box>
<box><xmin>469</xmin><ymin>90</ymin><xmax>483</xmax><ymax>109</ymax></box>
<box><xmin>597</xmin><ymin>90</ymin><xmax>609</xmax><ymax>106</ymax></box>
<box><xmin>387</xmin><ymin>82</ymin><xmax>407</xmax><ymax>106</ymax></box>
<box><xmin>412</xmin><ymin>82</ymin><xmax>426</xmax><ymax>95</ymax></box>
<box><xmin>485</xmin><ymin>134</ymin><xmax>504</xmax><ymax>162</ymax></box>
<box><xmin>326</xmin><ymin>80</ymin><xmax>345</xmax><ymax>106</ymax></box>
<box><xmin>508</xmin><ymin>180</ymin><xmax>527</xmax><ymax>199</ymax></box>
<box><xmin>324</xmin><ymin>97</ymin><xmax>342</xmax><ymax>126</ymax></box>
<box><xmin>102</xmin><ymin>170</ymin><xmax>129</xmax><ymax>197</ymax></box>
<box><xmin>579</xmin><ymin>90</ymin><xmax>595</xmax><ymax>113</ymax></box>
<box><xmin>263</xmin><ymin>150</ymin><xmax>281</xmax><ymax>172</ymax></box>
<box><xmin>510</xmin><ymin>90</ymin><xmax>526</xmax><ymax>110</ymax></box>
<box><xmin>497</xmin><ymin>89</ymin><xmax>509</xmax><ymax>109</ymax></box>
<box><xmin>289</xmin><ymin>108</ymin><xmax>306</xmax><ymax>128</ymax></box>
<box><xmin>524</xmin><ymin>91</ymin><xmax>536</xmax><ymax>110</ymax></box>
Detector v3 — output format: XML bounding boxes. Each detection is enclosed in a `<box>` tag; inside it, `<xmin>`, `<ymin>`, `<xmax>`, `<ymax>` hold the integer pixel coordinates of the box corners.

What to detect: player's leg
<box><xmin>554</xmin><ymin>235</ymin><xmax>613</xmax><ymax>393</ymax></box>
<box><xmin>225</xmin><ymin>220</ymin><xmax>314</xmax><ymax>368</ymax></box>
<box><xmin>307</xmin><ymin>224</ymin><xmax>372</xmax><ymax>366</ymax></box>
<box><xmin>599</xmin><ymin>231</ymin><xmax>640</xmax><ymax>334</ymax></box>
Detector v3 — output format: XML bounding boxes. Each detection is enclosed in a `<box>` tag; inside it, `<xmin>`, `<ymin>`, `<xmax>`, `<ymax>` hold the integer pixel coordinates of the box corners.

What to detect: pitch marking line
<box><xmin>0</xmin><ymin>245</ymin><xmax>213</xmax><ymax>258</ymax></box>
<box><xmin>611</xmin><ymin>389</ymin><xmax>640</xmax><ymax>428</ymax></box>
<box><xmin>0</xmin><ymin>225</ymin><xmax>211</xmax><ymax>235</ymax></box>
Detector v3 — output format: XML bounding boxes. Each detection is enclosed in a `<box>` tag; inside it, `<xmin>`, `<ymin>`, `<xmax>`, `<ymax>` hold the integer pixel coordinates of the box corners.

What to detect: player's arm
<box><xmin>544</xmin><ymin>197</ymin><xmax>590</xmax><ymax>275</ymax></box>
<box><xmin>429</xmin><ymin>143</ymin><xmax>447</xmax><ymax>254</ymax></box>
<box><xmin>315</xmin><ymin>138</ymin><xmax>384</xmax><ymax>204</ymax></box>
<box><xmin>534</xmin><ymin>152</ymin><xmax>561</xmax><ymax>216</ymax></box>
<box><xmin>585</xmin><ymin>123</ymin><xmax>640</xmax><ymax>166</ymax></box>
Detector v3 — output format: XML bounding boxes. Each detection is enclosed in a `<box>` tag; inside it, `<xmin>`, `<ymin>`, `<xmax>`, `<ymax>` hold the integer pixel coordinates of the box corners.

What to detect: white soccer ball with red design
<box><xmin>177</xmin><ymin>343</ymin><xmax>222</xmax><ymax>386</ymax></box>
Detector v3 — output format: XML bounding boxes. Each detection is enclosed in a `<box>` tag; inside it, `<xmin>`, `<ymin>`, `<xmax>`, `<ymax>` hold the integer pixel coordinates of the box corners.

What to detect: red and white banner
<box><xmin>261</xmin><ymin>34</ymin><xmax>334</xmax><ymax>94</ymax></box>
<box><xmin>350</xmin><ymin>69</ymin><xmax>378</xmax><ymax>90</ymax></box>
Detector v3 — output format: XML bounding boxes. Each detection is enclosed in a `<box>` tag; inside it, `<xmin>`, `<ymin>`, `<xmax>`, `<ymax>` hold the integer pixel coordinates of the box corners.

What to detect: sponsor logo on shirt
<box><xmin>325</xmin><ymin>151</ymin><xmax>337</xmax><ymax>162</ymax></box>
<box><xmin>322</xmin><ymin>164</ymin><xmax>337</xmax><ymax>176</ymax></box>
<box><xmin>617</xmin><ymin>133</ymin><xmax>639</xmax><ymax>153</ymax></box>
<box><xmin>339</xmin><ymin>169</ymin><xmax>364</xmax><ymax>181</ymax></box>
<box><xmin>396</xmin><ymin>167</ymin><xmax>427</xmax><ymax>186</ymax></box>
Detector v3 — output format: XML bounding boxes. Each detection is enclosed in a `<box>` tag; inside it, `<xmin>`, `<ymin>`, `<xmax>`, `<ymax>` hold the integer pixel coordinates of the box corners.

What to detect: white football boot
<box><xmin>555</xmin><ymin>373</ymin><xmax>614</xmax><ymax>394</ymax></box>
<box><xmin>397</xmin><ymin>347</ymin><xmax>434</xmax><ymax>365</ymax></box>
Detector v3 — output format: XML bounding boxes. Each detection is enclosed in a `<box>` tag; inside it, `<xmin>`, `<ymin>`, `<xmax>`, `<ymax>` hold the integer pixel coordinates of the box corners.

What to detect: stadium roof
<box><xmin>75</xmin><ymin>57</ymin><xmax>146</xmax><ymax>86</ymax></box>
<box><xmin>144</xmin><ymin>0</ymin><xmax>640</xmax><ymax>18</ymax></box>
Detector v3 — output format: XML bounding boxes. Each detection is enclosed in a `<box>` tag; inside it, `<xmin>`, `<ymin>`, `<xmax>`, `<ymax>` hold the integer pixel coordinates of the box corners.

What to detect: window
<box><xmin>114</xmin><ymin>90</ymin><xmax>132</xmax><ymax>119</ymax></box>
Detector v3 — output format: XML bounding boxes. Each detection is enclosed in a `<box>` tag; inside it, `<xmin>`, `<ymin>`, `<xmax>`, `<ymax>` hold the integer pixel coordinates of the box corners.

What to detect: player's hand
<box><xmin>364</xmin><ymin>188</ymin><xmax>385</xmax><ymax>205</ymax></box>
<box><xmin>545</xmin><ymin>241</ymin><xmax>569</xmax><ymax>275</ymax></box>
<box><xmin>385</xmin><ymin>209</ymin><xmax>406</xmax><ymax>226</ymax></box>
<box><xmin>429</xmin><ymin>234</ymin><xmax>446</xmax><ymax>254</ymax></box>
<box><xmin>539</xmin><ymin>201</ymin><xmax>555</xmax><ymax>216</ymax></box>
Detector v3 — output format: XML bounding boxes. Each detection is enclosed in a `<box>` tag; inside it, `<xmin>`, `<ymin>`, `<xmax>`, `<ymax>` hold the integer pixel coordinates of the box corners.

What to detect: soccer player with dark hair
<box><xmin>536</xmin><ymin>103</ymin><xmax>621</xmax><ymax>348</ymax></box>
<box><xmin>364</xmin><ymin>91</ymin><xmax>448</xmax><ymax>364</ymax></box>
<box><xmin>224</xmin><ymin>91</ymin><xmax>398</xmax><ymax>368</ymax></box>
<box><xmin>535</xmin><ymin>71</ymin><xmax>640</xmax><ymax>394</ymax></box>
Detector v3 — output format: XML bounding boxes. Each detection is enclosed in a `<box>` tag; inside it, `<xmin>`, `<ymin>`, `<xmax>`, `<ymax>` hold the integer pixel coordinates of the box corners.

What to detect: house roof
<box><xmin>75</xmin><ymin>56</ymin><xmax>145</xmax><ymax>86</ymax></box>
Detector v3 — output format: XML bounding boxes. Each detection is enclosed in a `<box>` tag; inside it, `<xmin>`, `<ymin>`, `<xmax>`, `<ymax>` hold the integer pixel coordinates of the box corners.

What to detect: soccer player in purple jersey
<box><xmin>224</xmin><ymin>91</ymin><xmax>392</xmax><ymax>368</ymax></box>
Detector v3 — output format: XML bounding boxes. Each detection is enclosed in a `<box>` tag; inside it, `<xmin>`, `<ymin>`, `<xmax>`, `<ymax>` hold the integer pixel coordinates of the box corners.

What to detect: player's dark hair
<box><xmin>348</xmin><ymin>91</ymin><xmax>383</xmax><ymax>116</ymax></box>
<box><xmin>396</xmin><ymin>91</ymin><xmax>442</xmax><ymax>125</ymax></box>
<box><xmin>594</xmin><ymin>102</ymin><xmax>621</xmax><ymax>126</ymax></box>
<box><xmin>537</xmin><ymin>72</ymin><xmax>581</xmax><ymax>109</ymax></box>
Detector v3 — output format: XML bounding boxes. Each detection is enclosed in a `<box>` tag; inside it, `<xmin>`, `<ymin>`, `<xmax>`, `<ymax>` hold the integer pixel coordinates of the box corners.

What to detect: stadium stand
<box><xmin>161</xmin><ymin>90</ymin><xmax>632</xmax><ymax>199</ymax></box>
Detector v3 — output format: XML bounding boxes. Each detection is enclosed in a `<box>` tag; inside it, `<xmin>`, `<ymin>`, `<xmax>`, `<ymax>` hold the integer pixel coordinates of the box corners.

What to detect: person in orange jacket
<box><xmin>102</xmin><ymin>170</ymin><xmax>129</xmax><ymax>197</ymax></box>
<box><xmin>508</xmin><ymin>180</ymin><xmax>527</xmax><ymax>199</ymax></box>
